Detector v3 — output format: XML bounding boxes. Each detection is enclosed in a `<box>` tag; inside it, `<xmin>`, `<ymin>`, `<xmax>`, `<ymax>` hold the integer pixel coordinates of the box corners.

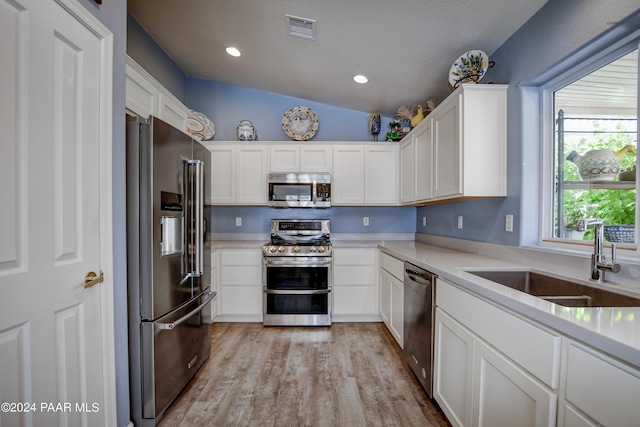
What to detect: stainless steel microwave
<box><xmin>268</xmin><ymin>173</ymin><xmax>331</xmax><ymax>208</ymax></box>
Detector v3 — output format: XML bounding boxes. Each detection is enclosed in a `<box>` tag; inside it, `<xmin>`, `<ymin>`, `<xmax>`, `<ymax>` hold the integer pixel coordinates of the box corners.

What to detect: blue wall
<box><xmin>209</xmin><ymin>206</ymin><xmax>416</xmax><ymax>234</ymax></box>
<box><xmin>127</xmin><ymin>14</ymin><xmax>187</xmax><ymax>102</ymax></box>
<box><xmin>186</xmin><ymin>77</ymin><xmax>394</xmax><ymax>141</ymax></box>
<box><xmin>417</xmin><ymin>1</ymin><xmax>640</xmax><ymax>246</ymax></box>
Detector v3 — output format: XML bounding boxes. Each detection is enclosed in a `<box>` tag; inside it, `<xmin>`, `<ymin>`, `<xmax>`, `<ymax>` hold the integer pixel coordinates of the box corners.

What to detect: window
<box><xmin>544</xmin><ymin>46</ymin><xmax>638</xmax><ymax>249</ymax></box>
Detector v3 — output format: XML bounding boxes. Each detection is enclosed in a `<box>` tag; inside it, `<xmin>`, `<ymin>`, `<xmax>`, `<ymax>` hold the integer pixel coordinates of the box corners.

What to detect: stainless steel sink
<box><xmin>466</xmin><ymin>270</ymin><xmax>640</xmax><ymax>307</ymax></box>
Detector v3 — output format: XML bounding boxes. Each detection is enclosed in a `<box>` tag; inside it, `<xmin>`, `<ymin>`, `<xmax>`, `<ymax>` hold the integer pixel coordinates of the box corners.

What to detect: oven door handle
<box><xmin>263</xmin><ymin>288</ymin><xmax>331</xmax><ymax>295</ymax></box>
<box><xmin>263</xmin><ymin>258</ymin><xmax>332</xmax><ymax>267</ymax></box>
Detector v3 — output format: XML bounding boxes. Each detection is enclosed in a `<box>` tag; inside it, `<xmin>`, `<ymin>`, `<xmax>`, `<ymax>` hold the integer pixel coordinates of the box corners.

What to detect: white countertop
<box><xmin>378</xmin><ymin>240</ymin><xmax>640</xmax><ymax>368</ymax></box>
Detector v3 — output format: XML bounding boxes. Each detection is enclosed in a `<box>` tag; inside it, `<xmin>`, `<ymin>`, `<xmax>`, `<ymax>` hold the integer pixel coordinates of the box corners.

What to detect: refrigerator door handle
<box><xmin>183</xmin><ymin>160</ymin><xmax>204</xmax><ymax>279</ymax></box>
<box><xmin>154</xmin><ymin>290</ymin><xmax>215</xmax><ymax>331</ymax></box>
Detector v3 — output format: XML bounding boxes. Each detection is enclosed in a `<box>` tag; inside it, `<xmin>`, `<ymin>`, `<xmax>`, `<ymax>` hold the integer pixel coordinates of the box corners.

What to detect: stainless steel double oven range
<box><xmin>262</xmin><ymin>219</ymin><xmax>332</xmax><ymax>326</ymax></box>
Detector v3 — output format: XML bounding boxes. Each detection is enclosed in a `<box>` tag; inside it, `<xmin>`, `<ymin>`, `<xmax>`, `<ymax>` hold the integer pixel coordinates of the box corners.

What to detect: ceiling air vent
<box><xmin>285</xmin><ymin>14</ymin><xmax>316</xmax><ymax>40</ymax></box>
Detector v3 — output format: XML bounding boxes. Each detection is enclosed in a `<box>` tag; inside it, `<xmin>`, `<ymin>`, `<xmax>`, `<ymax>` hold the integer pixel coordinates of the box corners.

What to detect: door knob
<box><xmin>84</xmin><ymin>270</ymin><xmax>104</xmax><ymax>288</ymax></box>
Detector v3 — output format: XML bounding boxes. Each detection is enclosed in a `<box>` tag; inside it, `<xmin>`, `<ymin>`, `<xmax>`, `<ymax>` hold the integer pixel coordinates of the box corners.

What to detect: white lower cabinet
<box><xmin>217</xmin><ymin>248</ymin><xmax>263</xmax><ymax>321</ymax></box>
<box><xmin>332</xmin><ymin>248</ymin><xmax>378</xmax><ymax>319</ymax></box>
<box><xmin>434</xmin><ymin>309</ymin><xmax>474</xmax><ymax>427</ymax></box>
<box><xmin>378</xmin><ymin>251</ymin><xmax>404</xmax><ymax>347</ymax></box>
<box><xmin>203</xmin><ymin>250</ymin><xmax>219</xmax><ymax>323</ymax></box>
<box><xmin>559</xmin><ymin>341</ymin><xmax>640</xmax><ymax>427</ymax></box>
<box><xmin>434</xmin><ymin>278</ymin><xmax>559</xmax><ymax>427</ymax></box>
<box><xmin>473</xmin><ymin>338</ymin><xmax>557</xmax><ymax>427</ymax></box>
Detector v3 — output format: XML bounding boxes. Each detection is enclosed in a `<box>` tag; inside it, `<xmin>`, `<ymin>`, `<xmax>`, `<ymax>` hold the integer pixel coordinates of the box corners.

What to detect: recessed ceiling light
<box><xmin>353</xmin><ymin>75</ymin><xmax>368</xmax><ymax>84</ymax></box>
<box><xmin>226</xmin><ymin>47</ymin><xmax>241</xmax><ymax>57</ymax></box>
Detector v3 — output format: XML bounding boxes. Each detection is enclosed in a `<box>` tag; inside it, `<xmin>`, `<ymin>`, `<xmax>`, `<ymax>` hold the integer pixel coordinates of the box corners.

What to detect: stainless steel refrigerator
<box><xmin>126</xmin><ymin>116</ymin><xmax>214</xmax><ymax>426</ymax></box>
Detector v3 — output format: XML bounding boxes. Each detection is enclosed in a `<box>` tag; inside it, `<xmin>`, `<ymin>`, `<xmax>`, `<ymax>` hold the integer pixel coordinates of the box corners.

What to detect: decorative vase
<box><xmin>368</xmin><ymin>113</ymin><xmax>381</xmax><ymax>141</ymax></box>
<box><xmin>236</xmin><ymin>120</ymin><xmax>256</xmax><ymax>141</ymax></box>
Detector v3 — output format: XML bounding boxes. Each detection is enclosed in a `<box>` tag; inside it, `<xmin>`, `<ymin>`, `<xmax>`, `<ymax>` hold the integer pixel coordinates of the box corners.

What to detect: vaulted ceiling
<box><xmin>128</xmin><ymin>0</ymin><xmax>549</xmax><ymax>117</ymax></box>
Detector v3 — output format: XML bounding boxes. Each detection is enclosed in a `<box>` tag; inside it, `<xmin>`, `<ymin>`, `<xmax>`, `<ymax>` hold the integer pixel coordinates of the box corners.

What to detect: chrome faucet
<box><xmin>577</xmin><ymin>219</ymin><xmax>621</xmax><ymax>283</ymax></box>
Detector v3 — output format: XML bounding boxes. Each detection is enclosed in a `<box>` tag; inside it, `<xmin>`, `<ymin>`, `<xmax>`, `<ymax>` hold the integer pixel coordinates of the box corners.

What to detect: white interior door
<box><xmin>0</xmin><ymin>0</ymin><xmax>114</xmax><ymax>426</ymax></box>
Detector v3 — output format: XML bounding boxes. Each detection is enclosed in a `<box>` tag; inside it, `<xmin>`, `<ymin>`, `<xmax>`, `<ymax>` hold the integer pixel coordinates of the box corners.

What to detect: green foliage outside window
<box><xmin>559</xmin><ymin>120</ymin><xmax>637</xmax><ymax>239</ymax></box>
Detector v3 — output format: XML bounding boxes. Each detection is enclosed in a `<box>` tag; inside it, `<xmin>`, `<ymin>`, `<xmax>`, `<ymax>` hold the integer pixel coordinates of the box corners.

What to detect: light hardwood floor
<box><xmin>159</xmin><ymin>322</ymin><xmax>451</xmax><ymax>427</ymax></box>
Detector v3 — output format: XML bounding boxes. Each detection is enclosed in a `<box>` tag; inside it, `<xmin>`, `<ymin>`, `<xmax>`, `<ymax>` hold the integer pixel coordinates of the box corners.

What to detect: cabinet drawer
<box><xmin>379</xmin><ymin>251</ymin><xmax>404</xmax><ymax>280</ymax></box>
<box><xmin>437</xmin><ymin>278</ymin><xmax>561</xmax><ymax>388</ymax></box>
<box><xmin>334</xmin><ymin>265</ymin><xmax>376</xmax><ymax>285</ymax></box>
<box><xmin>564</xmin><ymin>342</ymin><xmax>640</xmax><ymax>427</ymax></box>
<box><xmin>220</xmin><ymin>266</ymin><xmax>261</xmax><ymax>285</ymax></box>
<box><xmin>220</xmin><ymin>249</ymin><xmax>262</xmax><ymax>266</ymax></box>
<box><xmin>333</xmin><ymin>248</ymin><xmax>376</xmax><ymax>265</ymax></box>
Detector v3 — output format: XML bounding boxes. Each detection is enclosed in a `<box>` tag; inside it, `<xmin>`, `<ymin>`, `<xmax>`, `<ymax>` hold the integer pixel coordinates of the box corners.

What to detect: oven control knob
<box><xmin>269</xmin><ymin>246</ymin><xmax>277</xmax><ymax>253</ymax></box>
<box><xmin>310</xmin><ymin>246</ymin><xmax>317</xmax><ymax>252</ymax></box>
<box><xmin>318</xmin><ymin>246</ymin><xmax>325</xmax><ymax>253</ymax></box>
<box><xmin>278</xmin><ymin>246</ymin><xmax>285</xmax><ymax>253</ymax></box>
<box><xmin>293</xmin><ymin>246</ymin><xmax>301</xmax><ymax>253</ymax></box>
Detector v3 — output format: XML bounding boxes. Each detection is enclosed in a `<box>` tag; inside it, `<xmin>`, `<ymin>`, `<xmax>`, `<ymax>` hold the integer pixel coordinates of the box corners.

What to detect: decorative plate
<box><xmin>187</xmin><ymin>109</ymin><xmax>215</xmax><ymax>141</ymax></box>
<box><xmin>449</xmin><ymin>50</ymin><xmax>489</xmax><ymax>88</ymax></box>
<box><xmin>282</xmin><ymin>106</ymin><xmax>319</xmax><ymax>141</ymax></box>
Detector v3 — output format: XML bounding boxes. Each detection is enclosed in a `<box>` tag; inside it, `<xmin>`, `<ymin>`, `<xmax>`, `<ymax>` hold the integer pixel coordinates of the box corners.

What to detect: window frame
<box><xmin>539</xmin><ymin>35</ymin><xmax>640</xmax><ymax>258</ymax></box>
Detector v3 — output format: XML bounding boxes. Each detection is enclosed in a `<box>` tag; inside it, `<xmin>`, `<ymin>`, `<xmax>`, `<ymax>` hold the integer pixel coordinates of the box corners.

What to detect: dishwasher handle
<box><xmin>405</xmin><ymin>267</ymin><xmax>433</xmax><ymax>287</ymax></box>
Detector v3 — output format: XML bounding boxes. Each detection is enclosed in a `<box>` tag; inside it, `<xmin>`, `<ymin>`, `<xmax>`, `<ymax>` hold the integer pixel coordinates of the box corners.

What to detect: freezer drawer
<box><xmin>141</xmin><ymin>288</ymin><xmax>215</xmax><ymax>419</ymax></box>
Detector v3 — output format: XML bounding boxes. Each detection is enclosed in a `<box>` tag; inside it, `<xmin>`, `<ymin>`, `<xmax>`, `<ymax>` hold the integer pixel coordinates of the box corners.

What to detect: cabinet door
<box><xmin>237</xmin><ymin>145</ymin><xmax>268</xmax><ymax>204</ymax></box>
<box><xmin>270</xmin><ymin>144</ymin><xmax>300</xmax><ymax>172</ymax></box>
<box><xmin>300</xmin><ymin>145</ymin><xmax>333</xmax><ymax>172</ymax></box>
<box><xmin>434</xmin><ymin>308</ymin><xmax>474</xmax><ymax>427</ymax></box>
<box><xmin>333</xmin><ymin>146</ymin><xmax>365</xmax><ymax>204</ymax></box>
<box><xmin>413</xmin><ymin>119</ymin><xmax>433</xmax><ymax>201</ymax></box>
<box><xmin>563</xmin><ymin>342</ymin><xmax>640</xmax><ymax>427</ymax></box>
<box><xmin>399</xmin><ymin>139</ymin><xmax>414</xmax><ymax>203</ymax></box>
<box><xmin>365</xmin><ymin>145</ymin><xmax>398</xmax><ymax>204</ymax></box>
<box><xmin>473</xmin><ymin>339</ymin><xmax>557</xmax><ymax>427</ymax></box>
<box><xmin>389</xmin><ymin>274</ymin><xmax>403</xmax><ymax>347</ymax></box>
<box><xmin>209</xmin><ymin>144</ymin><xmax>236</xmax><ymax>203</ymax></box>
<box><xmin>433</xmin><ymin>95</ymin><xmax>462</xmax><ymax>198</ymax></box>
<box><xmin>379</xmin><ymin>269</ymin><xmax>391</xmax><ymax>326</ymax></box>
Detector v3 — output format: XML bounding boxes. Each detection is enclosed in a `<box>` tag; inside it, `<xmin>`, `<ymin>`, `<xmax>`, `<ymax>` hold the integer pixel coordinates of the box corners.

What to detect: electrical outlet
<box><xmin>363</xmin><ymin>216</ymin><xmax>369</xmax><ymax>226</ymax></box>
<box><xmin>422</xmin><ymin>216</ymin><xmax>427</xmax><ymax>227</ymax></box>
<box><xmin>505</xmin><ymin>214</ymin><xmax>514</xmax><ymax>232</ymax></box>
<box><xmin>235</xmin><ymin>217</ymin><xmax>242</xmax><ymax>227</ymax></box>
<box><xmin>457</xmin><ymin>216</ymin><xmax>463</xmax><ymax>229</ymax></box>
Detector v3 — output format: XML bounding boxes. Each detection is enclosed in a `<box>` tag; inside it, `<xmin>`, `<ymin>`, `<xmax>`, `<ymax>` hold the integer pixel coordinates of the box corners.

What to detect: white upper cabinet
<box><xmin>204</xmin><ymin>143</ymin><xmax>268</xmax><ymax>205</ymax></box>
<box><xmin>400</xmin><ymin>119</ymin><xmax>433</xmax><ymax>204</ymax></box>
<box><xmin>125</xmin><ymin>56</ymin><xmax>190</xmax><ymax>134</ymax></box>
<box><xmin>269</xmin><ymin>144</ymin><xmax>333</xmax><ymax>173</ymax></box>
<box><xmin>333</xmin><ymin>144</ymin><xmax>399</xmax><ymax>205</ymax></box>
<box><xmin>400</xmin><ymin>84</ymin><xmax>507</xmax><ymax>204</ymax></box>
<box><xmin>333</xmin><ymin>145</ymin><xmax>366</xmax><ymax>204</ymax></box>
<box><xmin>365</xmin><ymin>145</ymin><xmax>398</xmax><ymax>205</ymax></box>
<box><xmin>300</xmin><ymin>145</ymin><xmax>333</xmax><ymax>172</ymax></box>
<box><xmin>269</xmin><ymin>144</ymin><xmax>300</xmax><ymax>172</ymax></box>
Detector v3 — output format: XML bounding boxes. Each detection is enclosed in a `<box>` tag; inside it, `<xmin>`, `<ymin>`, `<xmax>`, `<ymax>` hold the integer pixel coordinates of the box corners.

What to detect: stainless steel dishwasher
<box><xmin>403</xmin><ymin>262</ymin><xmax>436</xmax><ymax>398</ymax></box>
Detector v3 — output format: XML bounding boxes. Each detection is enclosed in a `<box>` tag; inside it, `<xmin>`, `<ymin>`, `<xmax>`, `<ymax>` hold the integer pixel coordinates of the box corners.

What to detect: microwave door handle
<box><xmin>312</xmin><ymin>180</ymin><xmax>317</xmax><ymax>204</ymax></box>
